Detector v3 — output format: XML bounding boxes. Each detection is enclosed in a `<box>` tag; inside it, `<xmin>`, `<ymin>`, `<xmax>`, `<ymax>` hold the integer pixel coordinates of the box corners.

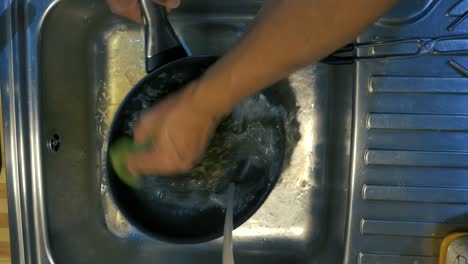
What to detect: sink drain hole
<box><xmin>47</xmin><ymin>133</ymin><xmax>61</xmax><ymax>152</ymax></box>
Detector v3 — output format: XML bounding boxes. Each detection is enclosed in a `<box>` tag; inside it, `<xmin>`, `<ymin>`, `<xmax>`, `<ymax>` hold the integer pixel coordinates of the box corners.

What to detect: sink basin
<box><xmin>3</xmin><ymin>0</ymin><xmax>351</xmax><ymax>263</ymax></box>
<box><xmin>5</xmin><ymin>1</ymin><xmax>468</xmax><ymax>263</ymax></box>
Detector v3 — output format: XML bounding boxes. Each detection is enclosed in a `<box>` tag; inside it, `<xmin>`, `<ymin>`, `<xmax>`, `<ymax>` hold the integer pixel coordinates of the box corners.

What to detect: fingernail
<box><xmin>167</xmin><ymin>0</ymin><xmax>180</xmax><ymax>9</ymax></box>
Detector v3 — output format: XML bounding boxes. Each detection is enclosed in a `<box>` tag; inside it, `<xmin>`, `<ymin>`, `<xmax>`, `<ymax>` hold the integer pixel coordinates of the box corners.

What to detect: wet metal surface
<box><xmin>0</xmin><ymin>0</ymin><xmax>350</xmax><ymax>263</ymax></box>
<box><xmin>6</xmin><ymin>0</ymin><xmax>468</xmax><ymax>264</ymax></box>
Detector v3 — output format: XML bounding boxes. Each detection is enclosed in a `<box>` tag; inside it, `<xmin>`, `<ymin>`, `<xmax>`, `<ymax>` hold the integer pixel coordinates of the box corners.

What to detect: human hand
<box><xmin>126</xmin><ymin>82</ymin><xmax>222</xmax><ymax>176</ymax></box>
<box><xmin>107</xmin><ymin>0</ymin><xmax>180</xmax><ymax>22</ymax></box>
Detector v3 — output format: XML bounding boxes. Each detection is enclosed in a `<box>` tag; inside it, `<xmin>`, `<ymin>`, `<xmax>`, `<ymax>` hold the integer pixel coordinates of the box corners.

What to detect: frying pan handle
<box><xmin>139</xmin><ymin>0</ymin><xmax>188</xmax><ymax>73</ymax></box>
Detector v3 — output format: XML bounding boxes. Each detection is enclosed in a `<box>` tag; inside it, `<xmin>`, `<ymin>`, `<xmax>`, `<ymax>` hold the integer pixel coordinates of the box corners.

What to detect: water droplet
<box><xmin>157</xmin><ymin>190</ymin><xmax>166</xmax><ymax>200</ymax></box>
<box><xmin>100</xmin><ymin>184</ymin><xmax>106</xmax><ymax>194</ymax></box>
<box><xmin>103</xmin><ymin>30</ymin><xmax>114</xmax><ymax>40</ymax></box>
<box><xmin>118</xmin><ymin>25</ymin><xmax>128</xmax><ymax>32</ymax></box>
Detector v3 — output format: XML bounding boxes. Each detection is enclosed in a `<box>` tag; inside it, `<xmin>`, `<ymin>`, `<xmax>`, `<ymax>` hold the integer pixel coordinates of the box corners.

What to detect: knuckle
<box><xmin>179</xmin><ymin>159</ymin><xmax>193</xmax><ymax>172</ymax></box>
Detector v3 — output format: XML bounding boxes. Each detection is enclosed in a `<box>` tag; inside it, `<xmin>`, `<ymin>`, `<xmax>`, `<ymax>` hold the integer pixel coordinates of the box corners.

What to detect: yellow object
<box><xmin>439</xmin><ymin>232</ymin><xmax>468</xmax><ymax>264</ymax></box>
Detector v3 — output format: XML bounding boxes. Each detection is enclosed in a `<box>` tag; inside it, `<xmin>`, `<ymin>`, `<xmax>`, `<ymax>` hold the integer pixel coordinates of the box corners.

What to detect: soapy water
<box><xmin>131</xmin><ymin>92</ymin><xmax>286</xmax><ymax>214</ymax></box>
<box><xmin>98</xmin><ymin>66</ymin><xmax>288</xmax><ymax>220</ymax></box>
<box><xmin>95</xmin><ymin>81</ymin><xmax>111</xmax><ymax>139</ymax></box>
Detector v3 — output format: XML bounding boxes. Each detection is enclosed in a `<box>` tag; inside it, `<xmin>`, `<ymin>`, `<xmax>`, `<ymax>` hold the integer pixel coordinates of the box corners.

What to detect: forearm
<box><xmin>192</xmin><ymin>0</ymin><xmax>397</xmax><ymax>116</ymax></box>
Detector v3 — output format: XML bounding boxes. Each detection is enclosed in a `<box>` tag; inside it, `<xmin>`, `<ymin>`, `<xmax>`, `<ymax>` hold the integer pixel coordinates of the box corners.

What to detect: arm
<box><xmin>126</xmin><ymin>0</ymin><xmax>398</xmax><ymax>176</ymax></box>
<box><xmin>192</xmin><ymin>0</ymin><xmax>397</xmax><ymax>116</ymax></box>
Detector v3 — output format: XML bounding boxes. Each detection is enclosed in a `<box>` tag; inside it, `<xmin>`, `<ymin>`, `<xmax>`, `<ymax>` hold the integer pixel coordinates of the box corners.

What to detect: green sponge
<box><xmin>109</xmin><ymin>137</ymin><xmax>149</xmax><ymax>189</ymax></box>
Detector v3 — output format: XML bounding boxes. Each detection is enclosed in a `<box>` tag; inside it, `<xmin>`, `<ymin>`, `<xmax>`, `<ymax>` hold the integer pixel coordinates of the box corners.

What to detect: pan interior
<box><xmin>107</xmin><ymin>58</ymin><xmax>286</xmax><ymax>241</ymax></box>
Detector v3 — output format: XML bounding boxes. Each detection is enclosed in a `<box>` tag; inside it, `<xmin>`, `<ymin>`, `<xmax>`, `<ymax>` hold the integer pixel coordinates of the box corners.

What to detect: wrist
<box><xmin>183</xmin><ymin>79</ymin><xmax>231</xmax><ymax>123</ymax></box>
<box><xmin>184</xmin><ymin>52</ymin><xmax>248</xmax><ymax>120</ymax></box>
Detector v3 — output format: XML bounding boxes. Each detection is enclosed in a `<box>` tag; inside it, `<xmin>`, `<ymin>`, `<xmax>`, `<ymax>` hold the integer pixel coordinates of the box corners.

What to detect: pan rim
<box><xmin>103</xmin><ymin>55</ymin><xmax>286</xmax><ymax>244</ymax></box>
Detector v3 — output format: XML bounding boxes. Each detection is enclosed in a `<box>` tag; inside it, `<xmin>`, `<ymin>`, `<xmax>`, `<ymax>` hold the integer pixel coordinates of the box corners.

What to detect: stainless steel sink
<box><xmin>7</xmin><ymin>0</ymin><xmax>464</xmax><ymax>263</ymax></box>
<box><xmin>1</xmin><ymin>0</ymin><xmax>351</xmax><ymax>263</ymax></box>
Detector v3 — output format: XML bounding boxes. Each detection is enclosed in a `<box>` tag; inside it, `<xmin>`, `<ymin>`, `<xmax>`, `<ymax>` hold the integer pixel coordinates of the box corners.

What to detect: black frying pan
<box><xmin>105</xmin><ymin>0</ymin><xmax>286</xmax><ymax>243</ymax></box>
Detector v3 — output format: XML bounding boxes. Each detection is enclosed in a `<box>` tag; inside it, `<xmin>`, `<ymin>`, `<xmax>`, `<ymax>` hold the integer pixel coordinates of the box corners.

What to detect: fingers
<box><xmin>127</xmin><ymin>151</ymin><xmax>168</xmax><ymax>176</ymax></box>
<box><xmin>152</xmin><ymin>0</ymin><xmax>180</xmax><ymax>11</ymax></box>
<box><xmin>107</xmin><ymin>0</ymin><xmax>143</xmax><ymax>23</ymax></box>
<box><xmin>127</xmin><ymin>150</ymin><xmax>192</xmax><ymax>176</ymax></box>
<box><xmin>133</xmin><ymin>110</ymin><xmax>159</xmax><ymax>144</ymax></box>
<box><xmin>107</xmin><ymin>0</ymin><xmax>180</xmax><ymax>23</ymax></box>
<box><xmin>128</xmin><ymin>123</ymin><xmax>195</xmax><ymax>176</ymax></box>
<box><xmin>133</xmin><ymin>95</ymin><xmax>179</xmax><ymax>144</ymax></box>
